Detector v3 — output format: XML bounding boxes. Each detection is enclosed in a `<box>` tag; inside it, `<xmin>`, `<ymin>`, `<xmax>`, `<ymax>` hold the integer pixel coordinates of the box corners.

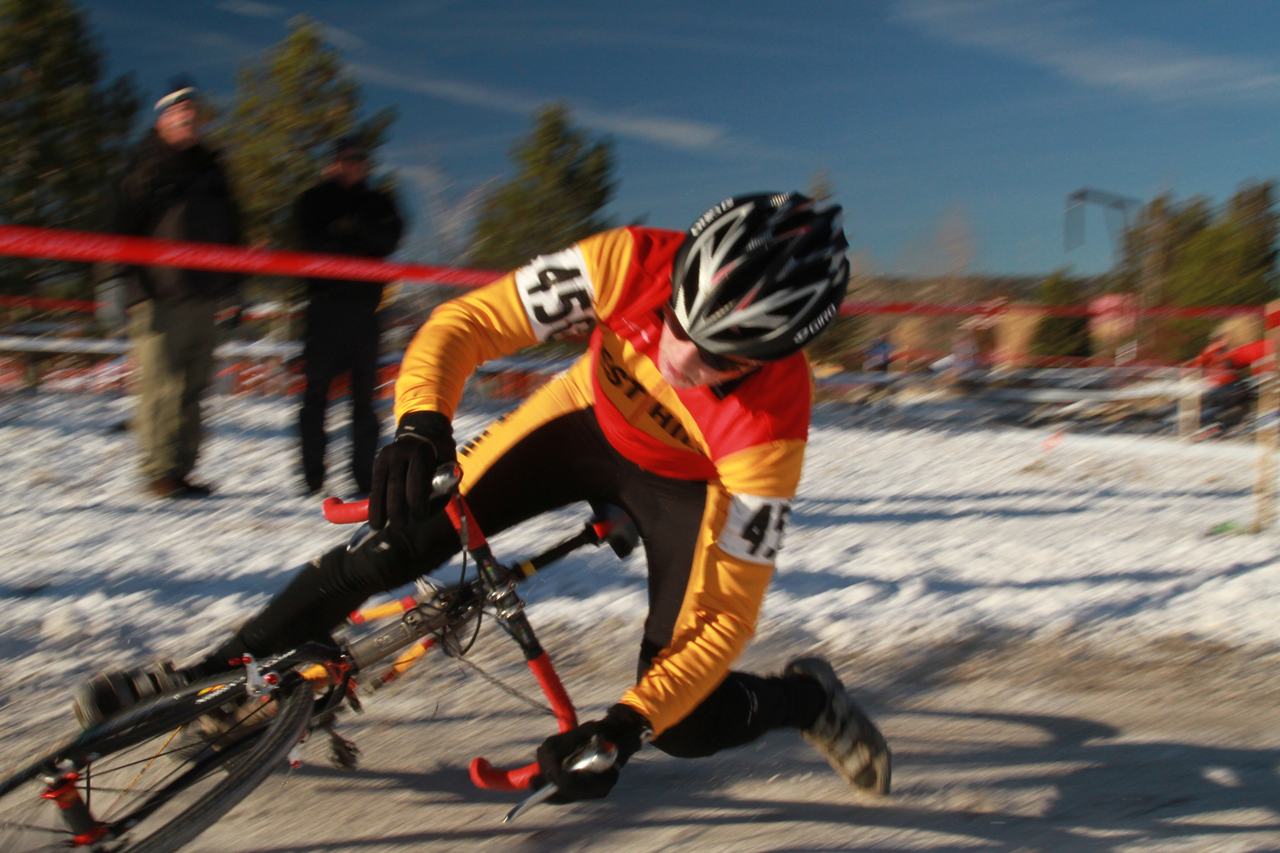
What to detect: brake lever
<box><xmin>502</xmin><ymin>735</ymin><xmax>618</xmax><ymax>824</ymax></box>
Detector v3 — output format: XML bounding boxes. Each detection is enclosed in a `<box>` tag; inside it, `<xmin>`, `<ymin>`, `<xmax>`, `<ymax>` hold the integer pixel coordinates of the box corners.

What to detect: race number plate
<box><xmin>514</xmin><ymin>247</ymin><xmax>596</xmax><ymax>341</ymax></box>
<box><xmin>718</xmin><ymin>494</ymin><xmax>791</xmax><ymax>564</ymax></box>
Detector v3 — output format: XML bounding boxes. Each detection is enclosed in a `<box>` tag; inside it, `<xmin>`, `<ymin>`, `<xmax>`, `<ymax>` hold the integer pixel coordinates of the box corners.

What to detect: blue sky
<box><xmin>86</xmin><ymin>0</ymin><xmax>1280</xmax><ymax>276</ymax></box>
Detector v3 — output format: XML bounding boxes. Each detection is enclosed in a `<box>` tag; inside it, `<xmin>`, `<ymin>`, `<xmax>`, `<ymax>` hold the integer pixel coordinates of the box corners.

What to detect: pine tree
<box><xmin>467</xmin><ymin>104</ymin><xmax>614</xmax><ymax>269</ymax></box>
<box><xmin>1029</xmin><ymin>270</ymin><xmax>1092</xmax><ymax>361</ymax></box>
<box><xmin>218</xmin><ymin>15</ymin><xmax>395</xmax><ymax>248</ymax></box>
<box><xmin>0</xmin><ymin>0</ymin><xmax>138</xmax><ymax>296</ymax></box>
<box><xmin>807</xmin><ymin>169</ymin><xmax>834</xmax><ymax>203</ymax></box>
<box><xmin>1118</xmin><ymin>185</ymin><xmax>1278</xmax><ymax>359</ymax></box>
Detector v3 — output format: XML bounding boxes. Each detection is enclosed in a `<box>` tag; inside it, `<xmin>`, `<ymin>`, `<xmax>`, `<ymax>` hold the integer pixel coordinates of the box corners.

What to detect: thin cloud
<box><xmin>573</xmin><ymin>109</ymin><xmax>722</xmax><ymax>150</ymax></box>
<box><xmin>216</xmin><ymin>4</ymin><xmax>365</xmax><ymax>53</ymax></box>
<box><xmin>350</xmin><ymin>61</ymin><xmax>728</xmax><ymax>152</ymax></box>
<box><xmin>396</xmin><ymin>164</ymin><xmax>452</xmax><ymax>195</ymax></box>
<box><xmin>319</xmin><ymin>22</ymin><xmax>366</xmax><ymax>52</ymax></box>
<box><xmin>215</xmin><ymin>0</ymin><xmax>285</xmax><ymax>19</ymax></box>
<box><xmin>893</xmin><ymin>0</ymin><xmax>1280</xmax><ymax>103</ymax></box>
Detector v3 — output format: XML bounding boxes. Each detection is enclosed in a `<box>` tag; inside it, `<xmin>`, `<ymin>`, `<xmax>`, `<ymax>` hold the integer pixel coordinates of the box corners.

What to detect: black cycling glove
<box><xmin>368</xmin><ymin>410</ymin><xmax>456</xmax><ymax>531</ymax></box>
<box><xmin>535</xmin><ymin>703</ymin><xmax>650</xmax><ymax>803</ymax></box>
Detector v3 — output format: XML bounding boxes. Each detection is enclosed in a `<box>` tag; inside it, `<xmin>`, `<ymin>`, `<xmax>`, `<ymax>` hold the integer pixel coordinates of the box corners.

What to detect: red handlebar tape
<box><xmin>468</xmin><ymin>651</ymin><xmax>579</xmax><ymax>791</ymax></box>
<box><xmin>322</xmin><ymin>497</ymin><xmax>370</xmax><ymax>524</ymax></box>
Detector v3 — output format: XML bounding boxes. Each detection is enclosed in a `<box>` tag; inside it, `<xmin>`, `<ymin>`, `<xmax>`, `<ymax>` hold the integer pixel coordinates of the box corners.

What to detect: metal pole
<box><xmin>1250</xmin><ymin>300</ymin><xmax>1280</xmax><ymax>532</ymax></box>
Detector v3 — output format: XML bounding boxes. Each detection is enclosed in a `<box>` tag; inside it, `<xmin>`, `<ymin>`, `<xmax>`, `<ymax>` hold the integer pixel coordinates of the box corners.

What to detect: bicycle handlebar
<box><xmin>469</xmin><ymin>651</ymin><xmax>579</xmax><ymax>790</ymax></box>
<box><xmin>321</xmin><ymin>496</ymin><xmax>369</xmax><ymax>524</ymax></box>
<box><xmin>502</xmin><ymin>736</ymin><xmax>618</xmax><ymax>823</ymax></box>
<box><xmin>322</xmin><ymin>464</ymin><xmax>461</xmax><ymax>525</ymax></box>
<box><xmin>315</xmin><ymin>463</ymin><xmax>629</xmax><ymax>795</ymax></box>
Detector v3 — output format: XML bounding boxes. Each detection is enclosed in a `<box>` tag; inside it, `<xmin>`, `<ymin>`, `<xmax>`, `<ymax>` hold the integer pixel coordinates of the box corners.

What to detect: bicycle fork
<box><xmin>39</xmin><ymin>768</ymin><xmax>109</xmax><ymax>847</ymax></box>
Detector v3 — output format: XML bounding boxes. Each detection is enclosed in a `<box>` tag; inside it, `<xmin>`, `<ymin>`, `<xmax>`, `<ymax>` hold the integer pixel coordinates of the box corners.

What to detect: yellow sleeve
<box><xmin>618</xmin><ymin>441</ymin><xmax>806</xmax><ymax>735</ymax></box>
<box><xmin>394</xmin><ymin>272</ymin><xmax>540</xmax><ymax>421</ymax></box>
<box><xmin>394</xmin><ymin>229</ymin><xmax>637</xmax><ymax>423</ymax></box>
<box><xmin>620</xmin><ymin>543</ymin><xmax>773</xmax><ymax>736</ymax></box>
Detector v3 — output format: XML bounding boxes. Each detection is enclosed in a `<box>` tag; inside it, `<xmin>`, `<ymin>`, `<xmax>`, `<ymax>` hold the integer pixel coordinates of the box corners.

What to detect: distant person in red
<box><xmin>1189</xmin><ymin>335</ymin><xmax>1270</xmax><ymax>429</ymax></box>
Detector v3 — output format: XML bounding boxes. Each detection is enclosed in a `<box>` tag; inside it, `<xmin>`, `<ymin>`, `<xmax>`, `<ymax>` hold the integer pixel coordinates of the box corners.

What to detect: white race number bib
<box><xmin>513</xmin><ymin>247</ymin><xmax>596</xmax><ymax>341</ymax></box>
<box><xmin>718</xmin><ymin>493</ymin><xmax>791</xmax><ymax>565</ymax></box>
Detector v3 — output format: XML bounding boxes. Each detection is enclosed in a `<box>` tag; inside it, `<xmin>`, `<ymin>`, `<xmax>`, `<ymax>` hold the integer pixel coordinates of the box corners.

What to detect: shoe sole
<box><xmin>786</xmin><ymin>656</ymin><xmax>892</xmax><ymax>796</ymax></box>
<box><xmin>803</xmin><ymin>706</ymin><xmax>892</xmax><ymax>795</ymax></box>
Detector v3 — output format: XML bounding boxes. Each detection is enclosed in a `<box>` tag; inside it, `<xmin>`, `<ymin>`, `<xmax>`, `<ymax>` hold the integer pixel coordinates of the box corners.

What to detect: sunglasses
<box><xmin>662</xmin><ymin>305</ymin><xmax>761</xmax><ymax>373</ymax></box>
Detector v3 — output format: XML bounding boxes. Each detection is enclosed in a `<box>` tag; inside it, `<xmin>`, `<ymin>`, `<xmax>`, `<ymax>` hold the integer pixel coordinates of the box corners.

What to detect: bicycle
<box><xmin>0</xmin><ymin>465</ymin><xmax>639</xmax><ymax>851</ymax></box>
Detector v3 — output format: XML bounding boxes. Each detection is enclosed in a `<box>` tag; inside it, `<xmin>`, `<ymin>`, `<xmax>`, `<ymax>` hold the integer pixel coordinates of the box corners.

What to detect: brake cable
<box><xmin>446</xmin><ymin>652</ymin><xmax>556</xmax><ymax>718</ymax></box>
<box><xmin>436</xmin><ymin>492</ymin><xmax>555</xmax><ymax>717</ymax></box>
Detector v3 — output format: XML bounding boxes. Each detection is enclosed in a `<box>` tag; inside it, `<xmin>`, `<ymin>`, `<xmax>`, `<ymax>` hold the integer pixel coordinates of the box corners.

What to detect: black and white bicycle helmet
<box><xmin>669</xmin><ymin>192</ymin><xmax>850</xmax><ymax>362</ymax></box>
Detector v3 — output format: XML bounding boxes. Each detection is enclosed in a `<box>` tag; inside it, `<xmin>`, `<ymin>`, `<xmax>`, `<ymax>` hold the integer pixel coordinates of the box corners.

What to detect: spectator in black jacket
<box><xmin>294</xmin><ymin>136</ymin><xmax>404</xmax><ymax>496</ymax></box>
<box><xmin>114</xmin><ymin>77</ymin><xmax>244</xmax><ymax>499</ymax></box>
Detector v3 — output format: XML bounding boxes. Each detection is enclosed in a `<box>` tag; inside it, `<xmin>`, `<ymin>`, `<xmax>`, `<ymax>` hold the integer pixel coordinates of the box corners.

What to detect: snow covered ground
<box><xmin>0</xmin><ymin>388</ymin><xmax>1274</xmax><ymax>690</ymax></box>
<box><xmin>2</xmin><ymin>387</ymin><xmax>1278</xmax><ymax>851</ymax></box>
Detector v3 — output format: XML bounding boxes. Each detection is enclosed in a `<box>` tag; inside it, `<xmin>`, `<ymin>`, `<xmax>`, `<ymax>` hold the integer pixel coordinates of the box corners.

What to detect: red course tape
<box><xmin>0</xmin><ymin>224</ymin><xmax>498</xmax><ymax>287</ymax></box>
<box><xmin>0</xmin><ymin>224</ymin><xmax>1265</xmax><ymax>321</ymax></box>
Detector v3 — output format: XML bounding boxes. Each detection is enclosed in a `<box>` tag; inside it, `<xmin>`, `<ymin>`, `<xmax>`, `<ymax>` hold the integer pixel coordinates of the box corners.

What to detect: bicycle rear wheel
<box><xmin>0</xmin><ymin>677</ymin><xmax>315</xmax><ymax>852</ymax></box>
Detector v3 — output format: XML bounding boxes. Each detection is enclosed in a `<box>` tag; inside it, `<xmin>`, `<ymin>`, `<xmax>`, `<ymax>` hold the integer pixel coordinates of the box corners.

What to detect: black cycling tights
<box><xmin>204</xmin><ymin>408</ymin><xmax>823</xmax><ymax>755</ymax></box>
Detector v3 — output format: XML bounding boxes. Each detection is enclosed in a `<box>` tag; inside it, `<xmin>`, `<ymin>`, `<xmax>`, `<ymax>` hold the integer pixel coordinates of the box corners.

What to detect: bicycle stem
<box><xmin>317</xmin><ymin>466</ymin><xmax>637</xmax><ymax>796</ymax></box>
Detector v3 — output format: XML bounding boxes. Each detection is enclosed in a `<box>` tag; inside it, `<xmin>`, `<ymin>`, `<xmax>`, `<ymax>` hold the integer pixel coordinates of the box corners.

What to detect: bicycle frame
<box><xmin>2</xmin><ymin>471</ymin><xmax>634</xmax><ymax>848</ymax></box>
<box><xmin>318</xmin><ymin>470</ymin><xmax>636</xmax><ymax>791</ymax></box>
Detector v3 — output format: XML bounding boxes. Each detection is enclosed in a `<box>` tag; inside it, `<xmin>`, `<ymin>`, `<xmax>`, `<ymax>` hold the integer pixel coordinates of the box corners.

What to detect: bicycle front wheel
<box><xmin>0</xmin><ymin>677</ymin><xmax>315</xmax><ymax>852</ymax></box>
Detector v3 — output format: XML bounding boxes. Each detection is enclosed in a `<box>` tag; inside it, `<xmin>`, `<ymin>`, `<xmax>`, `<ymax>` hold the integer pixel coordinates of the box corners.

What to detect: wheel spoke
<box><xmin>86</xmin><ymin>699</ymin><xmax>279</xmax><ymax>823</ymax></box>
<box><xmin>105</xmin><ymin>737</ymin><xmax>256</xmax><ymax>834</ymax></box>
<box><xmin>104</xmin><ymin>724</ymin><xmax>184</xmax><ymax>818</ymax></box>
<box><xmin>1</xmin><ymin>676</ymin><xmax>314</xmax><ymax>852</ymax></box>
<box><xmin>78</xmin><ymin>698</ymin><xmax>275</xmax><ymax>782</ymax></box>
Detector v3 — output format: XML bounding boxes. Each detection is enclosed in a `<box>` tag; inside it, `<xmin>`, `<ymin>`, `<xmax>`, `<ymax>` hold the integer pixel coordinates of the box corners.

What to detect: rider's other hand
<box><xmin>535</xmin><ymin>704</ymin><xmax>650</xmax><ymax>803</ymax></box>
<box><xmin>368</xmin><ymin>410</ymin><xmax>455</xmax><ymax>531</ymax></box>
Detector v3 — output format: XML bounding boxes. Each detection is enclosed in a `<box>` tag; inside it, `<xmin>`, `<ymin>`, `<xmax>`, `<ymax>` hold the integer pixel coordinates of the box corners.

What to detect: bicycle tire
<box><xmin>0</xmin><ymin>678</ymin><xmax>314</xmax><ymax>852</ymax></box>
<box><xmin>122</xmin><ymin>679</ymin><xmax>314</xmax><ymax>853</ymax></box>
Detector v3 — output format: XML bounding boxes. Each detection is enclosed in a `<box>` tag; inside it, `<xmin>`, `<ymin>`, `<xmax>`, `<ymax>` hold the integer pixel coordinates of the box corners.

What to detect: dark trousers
<box><xmin>1202</xmin><ymin>380</ymin><xmax>1255</xmax><ymax>430</ymax></box>
<box><xmin>299</xmin><ymin>302</ymin><xmax>381</xmax><ymax>493</ymax></box>
<box><xmin>227</xmin><ymin>408</ymin><xmax>819</xmax><ymax>757</ymax></box>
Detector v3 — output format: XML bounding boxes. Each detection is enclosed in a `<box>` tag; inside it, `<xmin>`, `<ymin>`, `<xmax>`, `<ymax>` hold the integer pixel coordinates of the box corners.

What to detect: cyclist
<box><xmin>1189</xmin><ymin>333</ymin><xmax>1266</xmax><ymax>432</ymax></box>
<box><xmin>76</xmin><ymin>192</ymin><xmax>891</xmax><ymax>803</ymax></box>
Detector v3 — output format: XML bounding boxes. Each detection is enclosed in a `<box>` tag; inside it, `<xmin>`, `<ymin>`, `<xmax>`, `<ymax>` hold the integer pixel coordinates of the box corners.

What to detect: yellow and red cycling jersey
<box><xmin>395</xmin><ymin>226</ymin><xmax>813</xmax><ymax>735</ymax></box>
